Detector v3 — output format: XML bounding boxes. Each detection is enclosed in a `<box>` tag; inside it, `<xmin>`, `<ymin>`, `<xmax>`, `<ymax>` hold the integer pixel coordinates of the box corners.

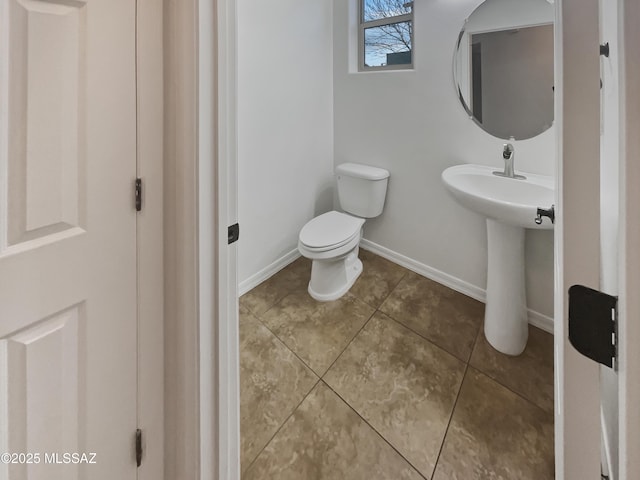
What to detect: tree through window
<box><xmin>360</xmin><ymin>0</ymin><xmax>414</xmax><ymax>69</ymax></box>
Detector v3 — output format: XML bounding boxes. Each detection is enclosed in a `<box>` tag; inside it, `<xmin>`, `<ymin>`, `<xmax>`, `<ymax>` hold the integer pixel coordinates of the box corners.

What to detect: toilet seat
<box><xmin>299</xmin><ymin>211</ymin><xmax>364</xmax><ymax>252</ymax></box>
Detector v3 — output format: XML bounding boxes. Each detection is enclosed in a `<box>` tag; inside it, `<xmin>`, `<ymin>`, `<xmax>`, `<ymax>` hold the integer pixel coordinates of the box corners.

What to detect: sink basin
<box><xmin>441</xmin><ymin>164</ymin><xmax>555</xmax><ymax>356</ymax></box>
<box><xmin>442</xmin><ymin>164</ymin><xmax>554</xmax><ymax>229</ymax></box>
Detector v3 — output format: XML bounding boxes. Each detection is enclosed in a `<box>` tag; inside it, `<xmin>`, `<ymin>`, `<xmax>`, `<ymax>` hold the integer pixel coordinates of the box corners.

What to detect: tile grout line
<box><xmin>319</xmin><ymin>306</ymin><xmax>378</xmax><ymax>380</ymax></box>
<box><xmin>240</xmin><ymin>258</ymin><xmax>311</xmax><ymax>318</ymax></box>
<box><xmin>468</xmin><ymin>321</ymin><xmax>553</xmax><ymax>415</ymax></box>
<box><xmin>431</xmin><ymin>361</ymin><xmax>471</xmax><ymax>478</ymax></box>
<box><xmin>467</xmin><ymin>365</ymin><xmax>553</xmax><ymax>416</ymax></box>
<box><xmin>382</xmin><ymin>312</ymin><xmax>476</xmax><ymax>365</ymax></box>
<box><xmin>249</xmin><ymin>260</ymin><xmax>407</xmax><ymax>380</ymax></box>
<box><xmin>241</xmin><ymin>265</ymin><xmax>320</xmax><ymax>374</ymax></box>
<box><xmin>376</xmin><ymin>271</ymin><xmax>483</xmax><ymax>365</ymax></box>
<box><xmin>244</xmin><ymin>256</ymin><xmax>408</xmax><ymax>372</ymax></box>
<box><xmin>241</xmin><ymin>378</ymin><xmax>322</xmax><ymax>477</ymax></box>
<box><xmin>250</xmin><ymin>293</ymin><xmax>378</xmax><ymax>379</ymax></box>
<box><xmin>319</xmin><ymin>265</ymin><xmax>410</xmax><ymax>381</ymax></box>
<box><xmin>253</xmin><ymin>317</ymin><xmax>322</xmax><ymax>378</ymax></box>
<box><xmin>430</xmin><ymin>317</ymin><xmax>484</xmax><ymax>476</ymax></box>
<box><xmin>356</xmin><ymin>268</ymin><xmax>409</xmax><ymax>311</ymax></box>
<box><xmin>320</xmin><ymin>379</ymin><xmax>430</xmax><ymax>480</ymax></box>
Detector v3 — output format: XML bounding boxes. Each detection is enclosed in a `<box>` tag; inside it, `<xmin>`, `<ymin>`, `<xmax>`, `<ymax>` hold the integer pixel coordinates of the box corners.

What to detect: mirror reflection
<box><xmin>454</xmin><ymin>0</ymin><xmax>555</xmax><ymax>140</ymax></box>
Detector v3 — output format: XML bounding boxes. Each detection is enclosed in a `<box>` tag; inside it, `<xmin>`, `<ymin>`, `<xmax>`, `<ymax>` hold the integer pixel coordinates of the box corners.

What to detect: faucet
<box><xmin>493</xmin><ymin>143</ymin><xmax>526</xmax><ymax>180</ymax></box>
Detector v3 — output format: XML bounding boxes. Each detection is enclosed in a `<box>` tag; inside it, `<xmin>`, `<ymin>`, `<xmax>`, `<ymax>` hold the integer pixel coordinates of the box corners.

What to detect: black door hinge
<box><xmin>135</xmin><ymin>178</ymin><xmax>143</xmax><ymax>212</ymax></box>
<box><xmin>569</xmin><ymin>285</ymin><xmax>617</xmax><ymax>368</ymax></box>
<box><xmin>228</xmin><ymin>223</ymin><xmax>239</xmax><ymax>244</ymax></box>
<box><xmin>135</xmin><ymin>428</ymin><xmax>143</xmax><ymax>467</ymax></box>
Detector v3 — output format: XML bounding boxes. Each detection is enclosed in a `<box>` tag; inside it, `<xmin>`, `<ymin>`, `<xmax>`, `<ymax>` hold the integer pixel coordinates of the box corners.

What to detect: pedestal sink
<box><xmin>442</xmin><ymin>164</ymin><xmax>554</xmax><ymax>355</ymax></box>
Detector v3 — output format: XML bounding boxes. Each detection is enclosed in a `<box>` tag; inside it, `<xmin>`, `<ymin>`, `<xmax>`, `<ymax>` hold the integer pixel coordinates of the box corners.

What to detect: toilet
<box><xmin>298</xmin><ymin>163</ymin><xmax>390</xmax><ymax>301</ymax></box>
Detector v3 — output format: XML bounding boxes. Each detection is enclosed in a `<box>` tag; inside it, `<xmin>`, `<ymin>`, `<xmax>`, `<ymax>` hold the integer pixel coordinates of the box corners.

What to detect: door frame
<box><xmin>617</xmin><ymin>0</ymin><xmax>640</xmax><ymax>477</ymax></box>
<box><xmin>137</xmin><ymin>1</ymin><xmax>165</xmax><ymax>479</ymax></box>
<box><xmin>556</xmin><ymin>0</ymin><xmax>640</xmax><ymax>478</ymax></box>
<box><xmin>169</xmin><ymin>0</ymin><xmax>640</xmax><ymax>478</ymax></box>
<box><xmin>198</xmin><ymin>0</ymin><xmax>240</xmax><ymax>478</ymax></box>
<box><xmin>163</xmin><ymin>0</ymin><xmax>200</xmax><ymax>477</ymax></box>
<box><xmin>200</xmin><ymin>0</ymin><xmax>241</xmax><ymax>478</ymax></box>
<box><xmin>554</xmin><ymin>0</ymin><xmax>602</xmax><ymax>478</ymax></box>
<box><xmin>164</xmin><ymin>0</ymin><xmax>240</xmax><ymax>479</ymax></box>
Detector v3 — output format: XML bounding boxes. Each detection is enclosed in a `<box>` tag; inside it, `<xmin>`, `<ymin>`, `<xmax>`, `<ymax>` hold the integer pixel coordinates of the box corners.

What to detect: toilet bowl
<box><xmin>298</xmin><ymin>163</ymin><xmax>390</xmax><ymax>302</ymax></box>
<box><xmin>298</xmin><ymin>211</ymin><xmax>365</xmax><ymax>301</ymax></box>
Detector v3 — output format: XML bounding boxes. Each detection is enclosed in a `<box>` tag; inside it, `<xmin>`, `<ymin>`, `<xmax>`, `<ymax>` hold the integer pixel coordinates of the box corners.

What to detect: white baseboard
<box><xmin>360</xmin><ymin>239</ymin><xmax>486</xmax><ymax>302</ymax></box>
<box><xmin>360</xmin><ymin>238</ymin><xmax>554</xmax><ymax>334</ymax></box>
<box><xmin>238</xmin><ymin>239</ymin><xmax>554</xmax><ymax>334</ymax></box>
<box><xmin>238</xmin><ymin>249</ymin><xmax>301</xmax><ymax>296</ymax></box>
<box><xmin>527</xmin><ymin>309</ymin><xmax>554</xmax><ymax>334</ymax></box>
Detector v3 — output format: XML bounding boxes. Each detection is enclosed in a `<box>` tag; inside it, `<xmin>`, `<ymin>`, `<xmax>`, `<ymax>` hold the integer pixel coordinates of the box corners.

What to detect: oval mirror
<box><xmin>453</xmin><ymin>0</ymin><xmax>555</xmax><ymax>140</ymax></box>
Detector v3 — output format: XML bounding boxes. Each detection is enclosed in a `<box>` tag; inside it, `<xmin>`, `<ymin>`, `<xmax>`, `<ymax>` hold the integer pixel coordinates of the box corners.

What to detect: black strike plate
<box><xmin>228</xmin><ymin>223</ymin><xmax>240</xmax><ymax>245</ymax></box>
<box><xmin>568</xmin><ymin>285</ymin><xmax>617</xmax><ymax>368</ymax></box>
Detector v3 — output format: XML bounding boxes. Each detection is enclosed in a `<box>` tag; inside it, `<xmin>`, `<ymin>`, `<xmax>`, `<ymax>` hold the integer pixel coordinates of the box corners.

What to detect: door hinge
<box><xmin>135</xmin><ymin>178</ymin><xmax>143</xmax><ymax>212</ymax></box>
<box><xmin>135</xmin><ymin>428</ymin><xmax>143</xmax><ymax>467</ymax></box>
<box><xmin>228</xmin><ymin>223</ymin><xmax>239</xmax><ymax>244</ymax></box>
<box><xmin>568</xmin><ymin>285</ymin><xmax>617</xmax><ymax>368</ymax></box>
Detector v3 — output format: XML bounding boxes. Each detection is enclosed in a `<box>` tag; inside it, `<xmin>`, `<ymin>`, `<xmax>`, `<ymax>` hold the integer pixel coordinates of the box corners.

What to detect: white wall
<box><xmin>333</xmin><ymin>0</ymin><xmax>556</xmax><ymax>318</ymax></box>
<box><xmin>237</xmin><ymin>0</ymin><xmax>334</xmax><ymax>286</ymax></box>
<box><xmin>599</xmin><ymin>0</ymin><xmax>620</xmax><ymax>476</ymax></box>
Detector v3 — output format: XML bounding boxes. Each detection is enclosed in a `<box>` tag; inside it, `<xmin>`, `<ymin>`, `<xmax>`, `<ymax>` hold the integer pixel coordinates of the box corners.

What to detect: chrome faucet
<box><xmin>493</xmin><ymin>143</ymin><xmax>526</xmax><ymax>180</ymax></box>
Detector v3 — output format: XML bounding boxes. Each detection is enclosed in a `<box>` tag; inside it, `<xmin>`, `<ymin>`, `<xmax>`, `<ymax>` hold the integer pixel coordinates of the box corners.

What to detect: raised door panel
<box><xmin>0</xmin><ymin>305</ymin><xmax>83</xmax><ymax>480</ymax></box>
<box><xmin>4</xmin><ymin>0</ymin><xmax>87</xmax><ymax>248</ymax></box>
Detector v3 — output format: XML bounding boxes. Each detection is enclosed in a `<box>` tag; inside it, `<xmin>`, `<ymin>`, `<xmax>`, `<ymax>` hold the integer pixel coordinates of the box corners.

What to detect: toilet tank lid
<box><xmin>336</xmin><ymin>163</ymin><xmax>390</xmax><ymax>180</ymax></box>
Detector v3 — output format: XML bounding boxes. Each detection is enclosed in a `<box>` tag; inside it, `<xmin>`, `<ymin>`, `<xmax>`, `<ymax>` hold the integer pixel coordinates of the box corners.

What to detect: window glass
<box><xmin>364</xmin><ymin>21</ymin><xmax>412</xmax><ymax>67</ymax></box>
<box><xmin>363</xmin><ymin>0</ymin><xmax>412</xmax><ymax>22</ymax></box>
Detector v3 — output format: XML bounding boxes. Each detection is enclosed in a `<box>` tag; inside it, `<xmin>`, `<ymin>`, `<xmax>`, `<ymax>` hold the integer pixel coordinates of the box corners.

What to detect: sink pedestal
<box><xmin>484</xmin><ymin>219</ymin><xmax>528</xmax><ymax>355</ymax></box>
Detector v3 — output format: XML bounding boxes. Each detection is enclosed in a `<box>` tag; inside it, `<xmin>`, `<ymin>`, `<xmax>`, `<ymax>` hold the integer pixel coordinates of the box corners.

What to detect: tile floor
<box><xmin>239</xmin><ymin>250</ymin><xmax>555</xmax><ymax>479</ymax></box>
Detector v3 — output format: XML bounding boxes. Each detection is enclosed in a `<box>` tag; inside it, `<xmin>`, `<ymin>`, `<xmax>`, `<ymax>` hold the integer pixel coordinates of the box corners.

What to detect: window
<box><xmin>359</xmin><ymin>0</ymin><xmax>414</xmax><ymax>70</ymax></box>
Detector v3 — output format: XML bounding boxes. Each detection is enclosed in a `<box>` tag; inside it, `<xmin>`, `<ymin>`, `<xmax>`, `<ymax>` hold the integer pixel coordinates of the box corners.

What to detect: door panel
<box><xmin>2</xmin><ymin>305</ymin><xmax>83</xmax><ymax>480</ymax></box>
<box><xmin>0</xmin><ymin>0</ymin><xmax>137</xmax><ymax>478</ymax></box>
<box><xmin>7</xmin><ymin>0</ymin><xmax>85</xmax><ymax>245</ymax></box>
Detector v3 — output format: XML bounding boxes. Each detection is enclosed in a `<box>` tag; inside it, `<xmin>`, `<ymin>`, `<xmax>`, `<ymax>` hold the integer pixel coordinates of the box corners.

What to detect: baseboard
<box><xmin>238</xmin><ymin>239</ymin><xmax>555</xmax><ymax>334</ymax></box>
<box><xmin>527</xmin><ymin>309</ymin><xmax>554</xmax><ymax>334</ymax></box>
<box><xmin>359</xmin><ymin>238</ymin><xmax>554</xmax><ymax>334</ymax></box>
<box><xmin>360</xmin><ymin>239</ymin><xmax>486</xmax><ymax>302</ymax></box>
<box><xmin>238</xmin><ymin>249</ymin><xmax>301</xmax><ymax>296</ymax></box>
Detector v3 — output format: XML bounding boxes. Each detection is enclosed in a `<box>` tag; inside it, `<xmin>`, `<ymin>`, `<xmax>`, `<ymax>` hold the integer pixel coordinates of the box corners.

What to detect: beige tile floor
<box><xmin>240</xmin><ymin>250</ymin><xmax>555</xmax><ymax>479</ymax></box>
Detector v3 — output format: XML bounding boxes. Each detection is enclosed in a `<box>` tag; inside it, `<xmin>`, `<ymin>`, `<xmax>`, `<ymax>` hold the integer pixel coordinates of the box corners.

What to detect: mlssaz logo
<box><xmin>44</xmin><ymin>453</ymin><xmax>97</xmax><ymax>464</ymax></box>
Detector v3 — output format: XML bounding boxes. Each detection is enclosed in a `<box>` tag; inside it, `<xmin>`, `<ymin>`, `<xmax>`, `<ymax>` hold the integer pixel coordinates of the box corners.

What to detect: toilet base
<box><xmin>308</xmin><ymin>249</ymin><xmax>363</xmax><ymax>302</ymax></box>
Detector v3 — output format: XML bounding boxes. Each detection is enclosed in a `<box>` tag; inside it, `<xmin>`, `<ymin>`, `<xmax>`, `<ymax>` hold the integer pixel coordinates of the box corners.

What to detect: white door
<box><xmin>0</xmin><ymin>0</ymin><xmax>138</xmax><ymax>479</ymax></box>
<box><xmin>557</xmin><ymin>0</ymin><xmax>640</xmax><ymax>478</ymax></box>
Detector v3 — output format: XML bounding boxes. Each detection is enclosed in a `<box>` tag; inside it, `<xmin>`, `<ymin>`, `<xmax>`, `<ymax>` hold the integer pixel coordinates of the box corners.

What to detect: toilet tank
<box><xmin>336</xmin><ymin>163</ymin><xmax>390</xmax><ymax>218</ymax></box>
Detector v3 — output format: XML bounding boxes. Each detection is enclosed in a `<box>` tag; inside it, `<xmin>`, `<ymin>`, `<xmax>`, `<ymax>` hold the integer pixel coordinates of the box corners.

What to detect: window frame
<box><xmin>358</xmin><ymin>0</ymin><xmax>414</xmax><ymax>71</ymax></box>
